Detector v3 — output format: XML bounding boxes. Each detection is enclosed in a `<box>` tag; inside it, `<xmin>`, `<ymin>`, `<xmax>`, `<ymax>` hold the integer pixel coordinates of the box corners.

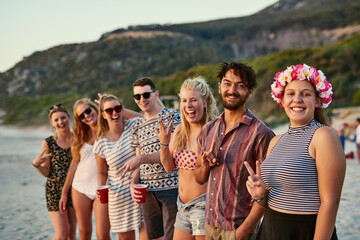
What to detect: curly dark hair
<box><xmin>217</xmin><ymin>61</ymin><xmax>257</xmax><ymax>90</ymax></box>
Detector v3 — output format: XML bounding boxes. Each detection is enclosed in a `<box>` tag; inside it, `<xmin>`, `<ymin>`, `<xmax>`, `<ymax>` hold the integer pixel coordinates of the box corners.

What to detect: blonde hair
<box><xmin>71</xmin><ymin>98</ymin><xmax>98</xmax><ymax>162</ymax></box>
<box><xmin>96</xmin><ymin>94</ymin><xmax>122</xmax><ymax>139</ymax></box>
<box><xmin>48</xmin><ymin>104</ymin><xmax>70</xmax><ymax>133</ymax></box>
<box><xmin>173</xmin><ymin>76</ymin><xmax>219</xmax><ymax>153</ymax></box>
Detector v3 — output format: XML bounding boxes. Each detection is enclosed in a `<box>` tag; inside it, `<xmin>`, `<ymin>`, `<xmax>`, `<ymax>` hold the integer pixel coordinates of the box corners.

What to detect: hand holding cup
<box><xmin>132</xmin><ymin>184</ymin><xmax>147</xmax><ymax>204</ymax></box>
<box><xmin>97</xmin><ymin>185</ymin><xmax>109</xmax><ymax>204</ymax></box>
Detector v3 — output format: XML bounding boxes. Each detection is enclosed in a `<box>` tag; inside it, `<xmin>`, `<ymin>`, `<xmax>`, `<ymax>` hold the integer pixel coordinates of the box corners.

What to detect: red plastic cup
<box><xmin>134</xmin><ymin>184</ymin><xmax>147</xmax><ymax>204</ymax></box>
<box><xmin>346</xmin><ymin>151</ymin><xmax>354</xmax><ymax>159</ymax></box>
<box><xmin>97</xmin><ymin>185</ymin><xmax>109</xmax><ymax>203</ymax></box>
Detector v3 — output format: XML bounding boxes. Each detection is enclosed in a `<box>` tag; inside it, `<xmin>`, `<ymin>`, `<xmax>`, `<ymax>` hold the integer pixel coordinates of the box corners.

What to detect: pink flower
<box><xmin>270</xmin><ymin>64</ymin><xmax>332</xmax><ymax>109</ymax></box>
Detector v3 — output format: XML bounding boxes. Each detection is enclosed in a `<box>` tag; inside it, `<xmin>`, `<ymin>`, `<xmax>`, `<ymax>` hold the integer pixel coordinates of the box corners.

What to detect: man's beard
<box><xmin>220</xmin><ymin>92</ymin><xmax>249</xmax><ymax>110</ymax></box>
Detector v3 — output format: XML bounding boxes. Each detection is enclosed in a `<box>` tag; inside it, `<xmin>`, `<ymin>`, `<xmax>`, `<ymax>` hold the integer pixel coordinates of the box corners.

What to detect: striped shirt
<box><xmin>198</xmin><ymin>110</ymin><xmax>274</xmax><ymax>231</ymax></box>
<box><xmin>93</xmin><ymin>118</ymin><xmax>142</xmax><ymax>232</ymax></box>
<box><xmin>261</xmin><ymin>119</ymin><xmax>322</xmax><ymax>212</ymax></box>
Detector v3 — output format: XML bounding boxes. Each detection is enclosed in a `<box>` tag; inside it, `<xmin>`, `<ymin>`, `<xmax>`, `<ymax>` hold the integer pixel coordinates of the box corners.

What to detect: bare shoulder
<box><xmin>269</xmin><ymin>135</ymin><xmax>282</xmax><ymax>148</ymax></box>
<box><xmin>312</xmin><ymin>125</ymin><xmax>338</xmax><ymax>144</ymax></box>
<box><xmin>40</xmin><ymin>139</ymin><xmax>49</xmax><ymax>151</ymax></box>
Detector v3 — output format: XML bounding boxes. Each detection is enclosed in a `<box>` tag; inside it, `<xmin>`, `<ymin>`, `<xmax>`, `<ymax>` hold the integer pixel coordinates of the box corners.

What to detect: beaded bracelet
<box><xmin>250</xmin><ymin>197</ymin><xmax>264</xmax><ymax>203</ymax></box>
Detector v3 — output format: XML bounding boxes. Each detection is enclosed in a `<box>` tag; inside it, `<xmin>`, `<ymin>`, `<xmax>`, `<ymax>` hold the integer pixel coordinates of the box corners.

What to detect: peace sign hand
<box><xmin>201</xmin><ymin>141</ymin><xmax>218</xmax><ymax>167</ymax></box>
<box><xmin>244</xmin><ymin>161</ymin><xmax>266</xmax><ymax>200</ymax></box>
<box><xmin>35</xmin><ymin>146</ymin><xmax>52</xmax><ymax>166</ymax></box>
<box><xmin>155</xmin><ymin>120</ymin><xmax>173</xmax><ymax>146</ymax></box>
<box><xmin>94</xmin><ymin>93</ymin><xmax>102</xmax><ymax>105</ymax></box>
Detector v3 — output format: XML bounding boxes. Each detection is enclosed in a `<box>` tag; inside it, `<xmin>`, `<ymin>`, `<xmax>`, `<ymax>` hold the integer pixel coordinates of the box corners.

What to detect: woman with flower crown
<box><xmin>244</xmin><ymin>64</ymin><xmax>346</xmax><ymax>240</ymax></box>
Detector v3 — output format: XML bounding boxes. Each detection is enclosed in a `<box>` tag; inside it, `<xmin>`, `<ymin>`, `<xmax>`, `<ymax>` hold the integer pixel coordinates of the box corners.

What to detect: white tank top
<box><xmin>72</xmin><ymin>143</ymin><xmax>98</xmax><ymax>198</ymax></box>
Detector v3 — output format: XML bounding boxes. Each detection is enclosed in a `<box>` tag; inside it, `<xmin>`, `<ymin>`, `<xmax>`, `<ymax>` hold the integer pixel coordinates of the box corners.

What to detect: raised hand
<box><xmin>155</xmin><ymin>119</ymin><xmax>173</xmax><ymax>146</ymax></box>
<box><xmin>201</xmin><ymin>140</ymin><xmax>218</xmax><ymax>167</ymax></box>
<box><xmin>94</xmin><ymin>92</ymin><xmax>102</xmax><ymax>105</ymax></box>
<box><xmin>244</xmin><ymin>161</ymin><xmax>266</xmax><ymax>200</ymax></box>
<box><xmin>33</xmin><ymin>146</ymin><xmax>51</xmax><ymax>167</ymax></box>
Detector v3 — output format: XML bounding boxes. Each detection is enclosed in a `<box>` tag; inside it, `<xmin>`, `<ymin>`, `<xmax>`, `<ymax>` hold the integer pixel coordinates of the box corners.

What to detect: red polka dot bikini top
<box><xmin>173</xmin><ymin>149</ymin><xmax>197</xmax><ymax>170</ymax></box>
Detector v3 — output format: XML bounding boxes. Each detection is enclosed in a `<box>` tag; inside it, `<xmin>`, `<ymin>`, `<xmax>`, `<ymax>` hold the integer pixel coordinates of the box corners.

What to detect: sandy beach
<box><xmin>0</xmin><ymin>109</ymin><xmax>359</xmax><ymax>239</ymax></box>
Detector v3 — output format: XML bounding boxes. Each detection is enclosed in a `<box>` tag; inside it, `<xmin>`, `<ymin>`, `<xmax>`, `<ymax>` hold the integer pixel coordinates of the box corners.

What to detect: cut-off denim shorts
<box><xmin>174</xmin><ymin>193</ymin><xmax>206</xmax><ymax>236</ymax></box>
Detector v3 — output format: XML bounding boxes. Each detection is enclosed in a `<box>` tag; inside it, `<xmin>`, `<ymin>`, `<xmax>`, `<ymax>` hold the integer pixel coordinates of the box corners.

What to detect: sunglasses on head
<box><xmin>133</xmin><ymin>91</ymin><xmax>153</xmax><ymax>101</ymax></box>
<box><xmin>103</xmin><ymin>105</ymin><xmax>122</xmax><ymax>115</ymax></box>
<box><xmin>48</xmin><ymin>103</ymin><xmax>66</xmax><ymax>112</ymax></box>
<box><xmin>78</xmin><ymin>107</ymin><xmax>92</xmax><ymax>120</ymax></box>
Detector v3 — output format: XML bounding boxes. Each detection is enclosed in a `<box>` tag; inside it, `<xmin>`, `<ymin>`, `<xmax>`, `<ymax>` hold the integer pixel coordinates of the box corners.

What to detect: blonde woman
<box><xmin>32</xmin><ymin>104</ymin><xmax>77</xmax><ymax>240</ymax></box>
<box><xmin>94</xmin><ymin>94</ymin><xmax>146</xmax><ymax>240</ymax></box>
<box><xmin>156</xmin><ymin>76</ymin><xmax>219</xmax><ymax>240</ymax></box>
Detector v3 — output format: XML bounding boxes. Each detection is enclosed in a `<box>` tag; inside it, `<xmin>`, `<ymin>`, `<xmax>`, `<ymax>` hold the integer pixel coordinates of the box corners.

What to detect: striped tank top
<box><xmin>261</xmin><ymin>119</ymin><xmax>323</xmax><ymax>212</ymax></box>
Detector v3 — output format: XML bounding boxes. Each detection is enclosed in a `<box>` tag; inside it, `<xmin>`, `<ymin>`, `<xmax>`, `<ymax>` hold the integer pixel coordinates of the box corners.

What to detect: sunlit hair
<box><xmin>48</xmin><ymin>104</ymin><xmax>70</xmax><ymax>119</ymax></box>
<box><xmin>172</xmin><ymin>76</ymin><xmax>219</xmax><ymax>153</ymax></box>
<box><xmin>48</xmin><ymin>104</ymin><xmax>70</xmax><ymax>133</ymax></box>
<box><xmin>96</xmin><ymin>94</ymin><xmax>122</xmax><ymax>139</ymax></box>
<box><xmin>71</xmin><ymin>98</ymin><xmax>98</xmax><ymax>162</ymax></box>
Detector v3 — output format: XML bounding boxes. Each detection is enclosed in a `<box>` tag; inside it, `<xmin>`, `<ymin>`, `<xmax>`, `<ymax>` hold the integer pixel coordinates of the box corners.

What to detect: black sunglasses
<box><xmin>78</xmin><ymin>107</ymin><xmax>92</xmax><ymax>120</ymax></box>
<box><xmin>103</xmin><ymin>105</ymin><xmax>122</xmax><ymax>115</ymax></box>
<box><xmin>133</xmin><ymin>91</ymin><xmax>153</xmax><ymax>101</ymax></box>
<box><xmin>48</xmin><ymin>103</ymin><xmax>66</xmax><ymax>112</ymax></box>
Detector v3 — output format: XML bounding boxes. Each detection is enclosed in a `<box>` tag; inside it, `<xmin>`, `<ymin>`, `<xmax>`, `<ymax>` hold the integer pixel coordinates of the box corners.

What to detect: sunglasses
<box><xmin>133</xmin><ymin>91</ymin><xmax>153</xmax><ymax>101</ymax></box>
<box><xmin>103</xmin><ymin>105</ymin><xmax>122</xmax><ymax>115</ymax></box>
<box><xmin>48</xmin><ymin>103</ymin><xmax>66</xmax><ymax>112</ymax></box>
<box><xmin>78</xmin><ymin>107</ymin><xmax>92</xmax><ymax>120</ymax></box>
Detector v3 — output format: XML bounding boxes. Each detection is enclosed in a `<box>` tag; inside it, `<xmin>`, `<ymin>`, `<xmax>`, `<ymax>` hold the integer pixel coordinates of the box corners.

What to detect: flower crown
<box><xmin>270</xmin><ymin>64</ymin><xmax>333</xmax><ymax>109</ymax></box>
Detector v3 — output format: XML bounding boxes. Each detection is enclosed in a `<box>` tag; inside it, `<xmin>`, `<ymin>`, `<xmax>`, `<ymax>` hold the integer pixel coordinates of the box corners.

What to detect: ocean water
<box><xmin>0</xmin><ymin>125</ymin><xmax>359</xmax><ymax>239</ymax></box>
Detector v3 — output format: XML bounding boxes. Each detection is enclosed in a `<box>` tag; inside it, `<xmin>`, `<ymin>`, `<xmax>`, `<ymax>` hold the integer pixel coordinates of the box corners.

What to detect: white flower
<box><xmin>317</xmin><ymin>82</ymin><xmax>326</xmax><ymax>90</ymax></box>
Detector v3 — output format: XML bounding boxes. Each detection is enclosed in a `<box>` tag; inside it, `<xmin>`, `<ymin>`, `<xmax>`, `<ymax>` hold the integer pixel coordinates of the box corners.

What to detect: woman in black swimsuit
<box><xmin>32</xmin><ymin>104</ymin><xmax>77</xmax><ymax>240</ymax></box>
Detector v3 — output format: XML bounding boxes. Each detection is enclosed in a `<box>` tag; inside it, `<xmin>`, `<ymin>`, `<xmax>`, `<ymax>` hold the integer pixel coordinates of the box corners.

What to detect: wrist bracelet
<box><xmin>159</xmin><ymin>142</ymin><xmax>169</xmax><ymax>147</ymax></box>
<box><xmin>32</xmin><ymin>162</ymin><xmax>40</xmax><ymax>168</ymax></box>
<box><xmin>251</xmin><ymin>197</ymin><xmax>264</xmax><ymax>203</ymax></box>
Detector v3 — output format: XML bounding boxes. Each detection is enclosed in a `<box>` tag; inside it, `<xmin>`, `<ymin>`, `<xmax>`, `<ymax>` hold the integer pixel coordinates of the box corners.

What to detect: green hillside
<box><xmin>2</xmin><ymin>34</ymin><xmax>359</xmax><ymax>126</ymax></box>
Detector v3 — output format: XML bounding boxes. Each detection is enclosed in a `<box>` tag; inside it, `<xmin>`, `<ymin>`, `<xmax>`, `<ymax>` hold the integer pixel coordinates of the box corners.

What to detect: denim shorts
<box><xmin>142</xmin><ymin>188</ymin><xmax>178</xmax><ymax>240</ymax></box>
<box><xmin>174</xmin><ymin>193</ymin><xmax>206</xmax><ymax>236</ymax></box>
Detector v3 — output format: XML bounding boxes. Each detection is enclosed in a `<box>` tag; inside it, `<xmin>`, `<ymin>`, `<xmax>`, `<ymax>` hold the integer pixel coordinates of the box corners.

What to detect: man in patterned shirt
<box><xmin>195</xmin><ymin>62</ymin><xmax>274</xmax><ymax>240</ymax></box>
<box><xmin>119</xmin><ymin>77</ymin><xmax>181</xmax><ymax>240</ymax></box>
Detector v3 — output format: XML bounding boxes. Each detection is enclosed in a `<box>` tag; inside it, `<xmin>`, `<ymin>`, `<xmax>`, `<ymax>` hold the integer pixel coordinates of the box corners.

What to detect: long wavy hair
<box><xmin>71</xmin><ymin>98</ymin><xmax>98</xmax><ymax>162</ymax></box>
<box><xmin>96</xmin><ymin>94</ymin><xmax>122</xmax><ymax>139</ymax></box>
<box><xmin>173</xmin><ymin>76</ymin><xmax>219</xmax><ymax>153</ymax></box>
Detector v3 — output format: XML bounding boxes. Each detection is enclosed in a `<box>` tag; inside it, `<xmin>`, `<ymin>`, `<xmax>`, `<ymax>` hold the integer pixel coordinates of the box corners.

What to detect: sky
<box><xmin>0</xmin><ymin>0</ymin><xmax>277</xmax><ymax>72</ymax></box>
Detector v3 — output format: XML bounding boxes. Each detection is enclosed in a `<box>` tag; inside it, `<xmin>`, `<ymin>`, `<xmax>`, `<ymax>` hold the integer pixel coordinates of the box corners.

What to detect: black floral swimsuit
<box><xmin>45</xmin><ymin>136</ymin><xmax>73</xmax><ymax>211</ymax></box>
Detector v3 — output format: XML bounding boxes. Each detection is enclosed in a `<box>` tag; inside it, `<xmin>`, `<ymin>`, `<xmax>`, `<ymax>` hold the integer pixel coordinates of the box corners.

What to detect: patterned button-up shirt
<box><xmin>198</xmin><ymin>109</ymin><xmax>274</xmax><ymax>230</ymax></box>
